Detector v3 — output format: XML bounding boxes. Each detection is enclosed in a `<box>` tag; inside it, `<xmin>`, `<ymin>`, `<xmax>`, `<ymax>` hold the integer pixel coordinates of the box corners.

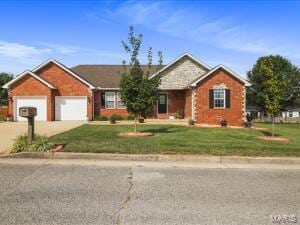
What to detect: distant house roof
<box><xmin>246</xmin><ymin>105</ymin><xmax>262</xmax><ymax>112</ymax></box>
<box><xmin>284</xmin><ymin>106</ymin><xmax>300</xmax><ymax>111</ymax></box>
<box><xmin>72</xmin><ymin>65</ymin><xmax>161</xmax><ymax>89</ymax></box>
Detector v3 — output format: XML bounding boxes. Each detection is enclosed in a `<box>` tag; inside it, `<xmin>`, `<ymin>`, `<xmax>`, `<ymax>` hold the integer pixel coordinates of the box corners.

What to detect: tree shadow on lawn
<box><xmin>260</xmin><ymin>130</ymin><xmax>280</xmax><ymax>137</ymax></box>
<box><xmin>140</xmin><ymin>126</ymin><xmax>183</xmax><ymax>134</ymax></box>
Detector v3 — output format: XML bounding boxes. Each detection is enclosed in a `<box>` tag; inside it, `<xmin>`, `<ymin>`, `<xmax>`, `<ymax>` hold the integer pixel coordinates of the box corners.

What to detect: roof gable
<box><xmin>149</xmin><ymin>53</ymin><xmax>211</xmax><ymax>79</ymax></box>
<box><xmin>2</xmin><ymin>70</ymin><xmax>56</xmax><ymax>89</ymax></box>
<box><xmin>33</xmin><ymin>59</ymin><xmax>96</xmax><ymax>89</ymax></box>
<box><xmin>191</xmin><ymin>65</ymin><xmax>251</xmax><ymax>87</ymax></box>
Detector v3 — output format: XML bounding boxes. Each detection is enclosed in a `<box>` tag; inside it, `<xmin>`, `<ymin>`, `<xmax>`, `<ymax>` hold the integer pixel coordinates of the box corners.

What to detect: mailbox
<box><xmin>19</xmin><ymin>107</ymin><xmax>37</xmax><ymax>144</ymax></box>
<box><xmin>19</xmin><ymin>107</ymin><xmax>37</xmax><ymax>118</ymax></box>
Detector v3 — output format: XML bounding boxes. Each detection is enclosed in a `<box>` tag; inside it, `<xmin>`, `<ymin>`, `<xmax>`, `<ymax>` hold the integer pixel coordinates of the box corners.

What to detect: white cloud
<box><xmin>86</xmin><ymin>1</ymin><xmax>300</xmax><ymax>61</ymax></box>
<box><xmin>0</xmin><ymin>41</ymin><xmax>51</xmax><ymax>59</ymax></box>
<box><xmin>0</xmin><ymin>40</ymin><xmax>126</xmax><ymax>74</ymax></box>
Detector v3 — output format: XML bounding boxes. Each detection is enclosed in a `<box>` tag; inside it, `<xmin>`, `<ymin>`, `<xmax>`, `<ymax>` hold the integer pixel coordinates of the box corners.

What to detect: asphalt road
<box><xmin>0</xmin><ymin>161</ymin><xmax>299</xmax><ymax>225</ymax></box>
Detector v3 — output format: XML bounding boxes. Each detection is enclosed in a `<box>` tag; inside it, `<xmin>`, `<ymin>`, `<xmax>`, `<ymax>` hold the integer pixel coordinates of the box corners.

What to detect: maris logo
<box><xmin>271</xmin><ymin>215</ymin><xmax>297</xmax><ymax>224</ymax></box>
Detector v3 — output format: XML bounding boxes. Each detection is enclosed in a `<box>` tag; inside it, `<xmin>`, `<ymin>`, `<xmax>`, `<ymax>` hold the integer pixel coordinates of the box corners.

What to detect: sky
<box><xmin>0</xmin><ymin>0</ymin><xmax>300</xmax><ymax>78</ymax></box>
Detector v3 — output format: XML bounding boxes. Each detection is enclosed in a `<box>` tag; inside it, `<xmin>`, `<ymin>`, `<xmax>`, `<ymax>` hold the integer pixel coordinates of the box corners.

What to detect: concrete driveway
<box><xmin>0</xmin><ymin>121</ymin><xmax>85</xmax><ymax>154</ymax></box>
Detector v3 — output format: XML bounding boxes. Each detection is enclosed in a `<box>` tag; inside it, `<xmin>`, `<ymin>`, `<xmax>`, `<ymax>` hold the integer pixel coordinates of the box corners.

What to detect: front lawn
<box><xmin>49</xmin><ymin>123</ymin><xmax>300</xmax><ymax>157</ymax></box>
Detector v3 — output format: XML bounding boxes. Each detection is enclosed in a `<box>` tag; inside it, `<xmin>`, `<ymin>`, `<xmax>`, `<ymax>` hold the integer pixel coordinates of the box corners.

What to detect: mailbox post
<box><xmin>19</xmin><ymin>107</ymin><xmax>37</xmax><ymax>144</ymax></box>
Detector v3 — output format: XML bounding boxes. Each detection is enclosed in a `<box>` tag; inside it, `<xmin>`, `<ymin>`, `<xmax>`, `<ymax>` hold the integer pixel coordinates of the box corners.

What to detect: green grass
<box><xmin>49</xmin><ymin>123</ymin><xmax>300</xmax><ymax>157</ymax></box>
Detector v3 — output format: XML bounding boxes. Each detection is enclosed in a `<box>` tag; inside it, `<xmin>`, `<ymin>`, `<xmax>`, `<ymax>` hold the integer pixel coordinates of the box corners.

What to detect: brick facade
<box><xmin>8</xmin><ymin>75</ymin><xmax>53</xmax><ymax>121</ymax></box>
<box><xmin>6</xmin><ymin>56</ymin><xmax>247</xmax><ymax>125</ymax></box>
<box><xmin>9</xmin><ymin>62</ymin><xmax>93</xmax><ymax>121</ymax></box>
<box><xmin>94</xmin><ymin>91</ymin><xmax>129</xmax><ymax>118</ymax></box>
<box><xmin>36</xmin><ymin>62</ymin><xmax>93</xmax><ymax>121</ymax></box>
<box><xmin>194</xmin><ymin>68</ymin><xmax>245</xmax><ymax>126</ymax></box>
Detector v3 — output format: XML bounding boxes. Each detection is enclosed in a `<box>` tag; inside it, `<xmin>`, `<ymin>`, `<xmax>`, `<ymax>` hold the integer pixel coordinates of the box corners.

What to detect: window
<box><xmin>214</xmin><ymin>89</ymin><xmax>225</xmax><ymax>108</ymax></box>
<box><xmin>289</xmin><ymin>111</ymin><xmax>293</xmax><ymax>118</ymax></box>
<box><xmin>105</xmin><ymin>92</ymin><xmax>115</xmax><ymax>109</ymax></box>
<box><xmin>117</xmin><ymin>92</ymin><xmax>126</xmax><ymax>109</ymax></box>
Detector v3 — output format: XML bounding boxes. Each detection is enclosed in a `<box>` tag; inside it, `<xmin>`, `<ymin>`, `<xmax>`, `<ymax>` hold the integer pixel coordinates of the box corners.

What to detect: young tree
<box><xmin>0</xmin><ymin>73</ymin><xmax>13</xmax><ymax>105</ymax></box>
<box><xmin>120</xmin><ymin>26</ymin><xmax>161</xmax><ymax>133</ymax></box>
<box><xmin>247</xmin><ymin>55</ymin><xmax>300</xmax><ymax>110</ymax></box>
<box><xmin>256</xmin><ymin>57</ymin><xmax>284</xmax><ymax>136</ymax></box>
<box><xmin>264</xmin><ymin>77</ymin><xmax>283</xmax><ymax>136</ymax></box>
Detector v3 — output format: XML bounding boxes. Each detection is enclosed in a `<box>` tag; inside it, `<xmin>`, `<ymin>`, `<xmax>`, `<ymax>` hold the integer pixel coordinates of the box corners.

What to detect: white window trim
<box><xmin>213</xmin><ymin>89</ymin><xmax>226</xmax><ymax>109</ymax></box>
<box><xmin>105</xmin><ymin>92</ymin><xmax>116</xmax><ymax>109</ymax></box>
<box><xmin>117</xmin><ymin>92</ymin><xmax>126</xmax><ymax>109</ymax></box>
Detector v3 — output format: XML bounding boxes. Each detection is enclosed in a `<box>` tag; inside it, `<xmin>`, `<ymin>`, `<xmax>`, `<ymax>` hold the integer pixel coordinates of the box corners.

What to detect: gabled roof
<box><xmin>2</xmin><ymin>70</ymin><xmax>56</xmax><ymax>89</ymax></box>
<box><xmin>191</xmin><ymin>65</ymin><xmax>251</xmax><ymax>87</ymax></box>
<box><xmin>72</xmin><ymin>65</ymin><xmax>160</xmax><ymax>89</ymax></box>
<box><xmin>149</xmin><ymin>53</ymin><xmax>211</xmax><ymax>79</ymax></box>
<box><xmin>33</xmin><ymin>59</ymin><xmax>96</xmax><ymax>89</ymax></box>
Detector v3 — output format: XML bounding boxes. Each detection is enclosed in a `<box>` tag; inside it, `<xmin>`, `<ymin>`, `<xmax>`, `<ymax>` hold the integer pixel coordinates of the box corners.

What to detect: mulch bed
<box><xmin>257</xmin><ymin>136</ymin><xmax>290</xmax><ymax>143</ymax></box>
<box><xmin>118</xmin><ymin>132</ymin><xmax>154</xmax><ymax>137</ymax></box>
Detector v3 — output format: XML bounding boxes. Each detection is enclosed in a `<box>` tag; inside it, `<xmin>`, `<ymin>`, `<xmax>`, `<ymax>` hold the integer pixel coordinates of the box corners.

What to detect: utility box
<box><xmin>19</xmin><ymin>107</ymin><xmax>37</xmax><ymax>144</ymax></box>
<box><xmin>19</xmin><ymin>107</ymin><xmax>37</xmax><ymax>118</ymax></box>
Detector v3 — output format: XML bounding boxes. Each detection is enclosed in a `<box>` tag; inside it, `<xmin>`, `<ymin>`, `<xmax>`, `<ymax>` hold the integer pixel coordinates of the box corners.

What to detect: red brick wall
<box><xmin>36</xmin><ymin>62</ymin><xmax>93</xmax><ymax>120</ymax></box>
<box><xmin>94</xmin><ymin>91</ymin><xmax>129</xmax><ymax>118</ymax></box>
<box><xmin>8</xmin><ymin>75</ymin><xmax>53</xmax><ymax>121</ymax></box>
<box><xmin>195</xmin><ymin>68</ymin><xmax>245</xmax><ymax>126</ymax></box>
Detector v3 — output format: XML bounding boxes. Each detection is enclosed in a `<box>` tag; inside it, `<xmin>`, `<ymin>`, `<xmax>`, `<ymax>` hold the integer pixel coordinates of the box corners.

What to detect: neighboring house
<box><xmin>282</xmin><ymin>106</ymin><xmax>300</xmax><ymax>120</ymax></box>
<box><xmin>246</xmin><ymin>105</ymin><xmax>263</xmax><ymax>119</ymax></box>
<box><xmin>2</xmin><ymin>53</ymin><xmax>250</xmax><ymax>126</ymax></box>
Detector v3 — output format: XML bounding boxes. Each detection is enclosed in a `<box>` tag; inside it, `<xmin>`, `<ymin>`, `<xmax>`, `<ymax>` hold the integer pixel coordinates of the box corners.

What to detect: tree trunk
<box><xmin>134</xmin><ymin>116</ymin><xmax>137</xmax><ymax>133</ymax></box>
<box><xmin>272</xmin><ymin>114</ymin><xmax>275</xmax><ymax>137</ymax></box>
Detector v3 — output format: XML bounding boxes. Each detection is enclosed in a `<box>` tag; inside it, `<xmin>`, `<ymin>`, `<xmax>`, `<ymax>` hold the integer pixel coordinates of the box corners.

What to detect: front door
<box><xmin>158</xmin><ymin>94</ymin><xmax>167</xmax><ymax>114</ymax></box>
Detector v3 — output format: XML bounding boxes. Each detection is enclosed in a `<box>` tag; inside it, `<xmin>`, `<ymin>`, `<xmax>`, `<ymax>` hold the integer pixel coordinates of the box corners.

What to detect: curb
<box><xmin>1</xmin><ymin>152</ymin><xmax>300</xmax><ymax>165</ymax></box>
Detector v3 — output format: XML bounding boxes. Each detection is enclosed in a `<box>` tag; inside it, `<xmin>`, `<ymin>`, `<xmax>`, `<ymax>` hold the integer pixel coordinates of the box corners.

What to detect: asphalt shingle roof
<box><xmin>71</xmin><ymin>65</ymin><xmax>161</xmax><ymax>88</ymax></box>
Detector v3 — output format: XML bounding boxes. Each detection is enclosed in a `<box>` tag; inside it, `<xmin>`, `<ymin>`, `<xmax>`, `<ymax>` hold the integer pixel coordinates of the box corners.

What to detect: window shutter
<box><xmin>209</xmin><ymin>89</ymin><xmax>214</xmax><ymax>108</ymax></box>
<box><xmin>101</xmin><ymin>92</ymin><xmax>105</xmax><ymax>108</ymax></box>
<box><xmin>225</xmin><ymin>89</ymin><xmax>230</xmax><ymax>108</ymax></box>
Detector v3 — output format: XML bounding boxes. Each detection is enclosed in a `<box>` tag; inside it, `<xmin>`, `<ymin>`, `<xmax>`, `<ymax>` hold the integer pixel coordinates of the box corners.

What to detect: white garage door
<box><xmin>15</xmin><ymin>96</ymin><xmax>47</xmax><ymax>121</ymax></box>
<box><xmin>55</xmin><ymin>96</ymin><xmax>87</xmax><ymax>121</ymax></box>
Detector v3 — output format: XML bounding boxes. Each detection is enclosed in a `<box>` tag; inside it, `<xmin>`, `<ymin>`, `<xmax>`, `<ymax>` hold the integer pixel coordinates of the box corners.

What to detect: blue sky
<box><xmin>0</xmin><ymin>0</ymin><xmax>300</xmax><ymax>78</ymax></box>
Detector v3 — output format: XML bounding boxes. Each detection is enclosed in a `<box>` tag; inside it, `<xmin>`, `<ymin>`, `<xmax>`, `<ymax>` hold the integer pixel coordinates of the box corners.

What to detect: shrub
<box><xmin>220</xmin><ymin>119</ymin><xmax>228</xmax><ymax>127</ymax></box>
<box><xmin>94</xmin><ymin>115</ymin><xmax>108</xmax><ymax>121</ymax></box>
<box><xmin>126</xmin><ymin>115</ymin><xmax>135</xmax><ymax>120</ymax></box>
<box><xmin>111</xmin><ymin>114</ymin><xmax>124</xmax><ymax>121</ymax></box>
<box><xmin>188</xmin><ymin>119</ymin><xmax>195</xmax><ymax>126</ymax></box>
<box><xmin>138</xmin><ymin>118</ymin><xmax>144</xmax><ymax>123</ymax></box>
<box><xmin>110</xmin><ymin>116</ymin><xmax>116</xmax><ymax>124</ymax></box>
<box><xmin>11</xmin><ymin>134</ymin><xmax>54</xmax><ymax>153</ymax></box>
<box><xmin>246</xmin><ymin>114</ymin><xmax>253</xmax><ymax>122</ymax></box>
<box><xmin>0</xmin><ymin>115</ymin><xmax>6</xmax><ymax>121</ymax></box>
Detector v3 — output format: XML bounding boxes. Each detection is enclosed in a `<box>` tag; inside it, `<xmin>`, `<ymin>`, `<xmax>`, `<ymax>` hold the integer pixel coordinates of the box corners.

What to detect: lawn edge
<box><xmin>1</xmin><ymin>152</ymin><xmax>300</xmax><ymax>165</ymax></box>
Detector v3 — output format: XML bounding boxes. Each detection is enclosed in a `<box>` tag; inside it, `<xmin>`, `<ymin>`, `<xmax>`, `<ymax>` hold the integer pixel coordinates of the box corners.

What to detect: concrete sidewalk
<box><xmin>0</xmin><ymin>158</ymin><xmax>299</xmax><ymax>170</ymax></box>
<box><xmin>1</xmin><ymin>153</ymin><xmax>300</xmax><ymax>169</ymax></box>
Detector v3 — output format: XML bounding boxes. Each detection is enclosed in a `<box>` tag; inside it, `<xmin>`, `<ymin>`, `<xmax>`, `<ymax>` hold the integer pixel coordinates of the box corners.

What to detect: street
<box><xmin>0</xmin><ymin>159</ymin><xmax>299</xmax><ymax>225</ymax></box>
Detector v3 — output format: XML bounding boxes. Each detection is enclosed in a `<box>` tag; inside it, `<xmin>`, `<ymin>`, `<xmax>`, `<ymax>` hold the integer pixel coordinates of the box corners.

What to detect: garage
<box><xmin>14</xmin><ymin>96</ymin><xmax>47</xmax><ymax>121</ymax></box>
<box><xmin>55</xmin><ymin>96</ymin><xmax>88</xmax><ymax>121</ymax></box>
